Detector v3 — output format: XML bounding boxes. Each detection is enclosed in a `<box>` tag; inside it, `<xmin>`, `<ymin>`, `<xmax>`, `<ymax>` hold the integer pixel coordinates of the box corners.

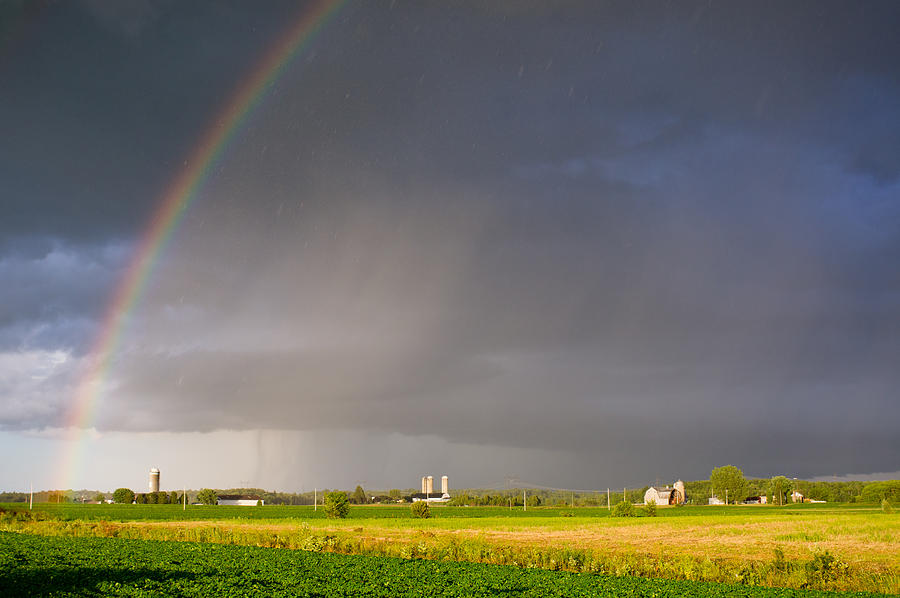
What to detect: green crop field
<box><xmin>3</xmin><ymin>503</ymin><xmax>896</xmax><ymax>594</ymax></box>
<box><xmin>0</xmin><ymin>531</ymin><xmax>883</xmax><ymax>597</ymax></box>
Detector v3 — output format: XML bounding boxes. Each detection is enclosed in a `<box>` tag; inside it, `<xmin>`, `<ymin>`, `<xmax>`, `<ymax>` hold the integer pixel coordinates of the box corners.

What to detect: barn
<box><xmin>217</xmin><ymin>494</ymin><xmax>263</xmax><ymax>506</ymax></box>
<box><xmin>643</xmin><ymin>480</ymin><xmax>686</xmax><ymax>505</ymax></box>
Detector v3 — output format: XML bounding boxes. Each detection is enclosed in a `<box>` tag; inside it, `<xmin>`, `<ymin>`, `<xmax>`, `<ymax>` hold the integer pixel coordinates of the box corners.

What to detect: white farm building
<box><xmin>643</xmin><ymin>480</ymin><xmax>686</xmax><ymax>505</ymax></box>
<box><xmin>217</xmin><ymin>494</ymin><xmax>263</xmax><ymax>506</ymax></box>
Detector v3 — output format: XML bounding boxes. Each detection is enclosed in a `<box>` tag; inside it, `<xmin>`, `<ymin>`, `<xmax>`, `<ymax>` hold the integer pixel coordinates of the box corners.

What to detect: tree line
<box><xmin>4</xmin><ymin>475</ymin><xmax>897</xmax><ymax>506</ymax></box>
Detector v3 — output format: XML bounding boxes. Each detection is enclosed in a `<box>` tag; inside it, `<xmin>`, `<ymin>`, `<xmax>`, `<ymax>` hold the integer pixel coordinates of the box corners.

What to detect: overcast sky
<box><xmin>1</xmin><ymin>0</ymin><xmax>898</xmax><ymax>493</ymax></box>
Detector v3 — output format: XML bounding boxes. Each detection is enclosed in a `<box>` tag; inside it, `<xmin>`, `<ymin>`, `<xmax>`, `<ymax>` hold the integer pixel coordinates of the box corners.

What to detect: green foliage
<box><xmin>610</xmin><ymin>500</ymin><xmax>635</xmax><ymax>517</ymax></box>
<box><xmin>170</xmin><ymin>491</ymin><xmax>180</xmax><ymax>505</ymax></box>
<box><xmin>804</xmin><ymin>551</ymin><xmax>850</xmax><ymax>585</ymax></box>
<box><xmin>324</xmin><ymin>491</ymin><xmax>349</xmax><ymax>519</ymax></box>
<box><xmin>526</xmin><ymin>494</ymin><xmax>542</xmax><ymax>507</ymax></box>
<box><xmin>94</xmin><ymin>493</ymin><xmax>105</xmax><ymax>503</ymax></box>
<box><xmin>768</xmin><ymin>476</ymin><xmax>791</xmax><ymax>506</ymax></box>
<box><xmin>352</xmin><ymin>485</ymin><xmax>367</xmax><ymax>505</ymax></box>
<box><xmin>710</xmin><ymin>465</ymin><xmax>747</xmax><ymax>504</ymax></box>
<box><xmin>643</xmin><ymin>499</ymin><xmax>657</xmax><ymax>517</ymax></box>
<box><xmin>197</xmin><ymin>489</ymin><xmax>218</xmax><ymax>506</ymax></box>
<box><xmin>388</xmin><ymin>489</ymin><xmax>401</xmax><ymax>500</ymax></box>
<box><xmin>882</xmin><ymin>499</ymin><xmax>893</xmax><ymax>514</ymax></box>
<box><xmin>410</xmin><ymin>501</ymin><xmax>431</xmax><ymax>519</ymax></box>
<box><xmin>860</xmin><ymin>480</ymin><xmax>900</xmax><ymax>504</ymax></box>
<box><xmin>134</xmin><ymin>493</ymin><xmax>146</xmax><ymax>505</ymax></box>
<box><xmin>112</xmin><ymin>488</ymin><xmax>134</xmax><ymax>504</ymax></box>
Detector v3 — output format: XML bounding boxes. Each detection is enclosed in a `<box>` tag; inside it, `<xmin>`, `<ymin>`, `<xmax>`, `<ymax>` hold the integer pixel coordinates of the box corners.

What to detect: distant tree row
<box><xmin>703</xmin><ymin>466</ymin><xmax>900</xmax><ymax>505</ymax></box>
<box><xmin>111</xmin><ymin>488</ymin><xmax>183</xmax><ymax>504</ymax></box>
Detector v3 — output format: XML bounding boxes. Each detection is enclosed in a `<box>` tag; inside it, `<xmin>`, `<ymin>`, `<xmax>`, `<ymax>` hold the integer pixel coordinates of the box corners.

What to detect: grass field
<box><xmin>2</xmin><ymin>503</ymin><xmax>897</xmax><ymax>594</ymax></box>
<box><xmin>0</xmin><ymin>531</ymin><xmax>884</xmax><ymax>597</ymax></box>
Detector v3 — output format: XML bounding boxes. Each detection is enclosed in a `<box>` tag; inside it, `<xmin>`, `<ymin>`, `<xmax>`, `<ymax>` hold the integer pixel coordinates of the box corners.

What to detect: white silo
<box><xmin>149</xmin><ymin>468</ymin><xmax>160</xmax><ymax>493</ymax></box>
<box><xmin>421</xmin><ymin>476</ymin><xmax>427</xmax><ymax>493</ymax></box>
<box><xmin>441</xmin><ymin>475</ymin><xmax>449</xmax><ymax>494</ymax></box>
<box><xmin>426</xmin><ymin>476</ymin><xmax>434</xmax><ymax>494</ymax></box>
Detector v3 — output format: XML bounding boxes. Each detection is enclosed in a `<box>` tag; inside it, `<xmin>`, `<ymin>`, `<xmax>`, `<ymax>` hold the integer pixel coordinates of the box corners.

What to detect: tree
<box><xmin>197</xmin><ymin>489</ymin><xmax>218</xmax><ymax>505</ymax></box>
<box><xmin>352</xmin><ymin>485</ymin><xmax>367</xmax><ymax>505</ymax></box>
<box><xmin>94</xmin><ymin>493</ymin><xmax>105</xmax><ymax>503</ymax></box>
<box><xmin>112</xmin><ymin>488</ymin><xmax>135</xmax><ymax>504</ymax></box>
<box><xmin>644</xmin><ymin>498</ymin><xmax>657</xmax><ymax>517</ymax></box>
<box><xmin>389</xmin><ymin>489</ymin><xmax>401</xmax><ymax>500</ymax></box>
<box><xmin>170</xmin><ymin>491</ymin><xmax>180</xmax><ymax>505</ymax></box>
<box><xmin>710</xmin><ymin>465</ymin><xmax>747</xmax><ymax>504</ymax></box>
<box><xmin>526</xmin><ymin>494</ymin><xmax>542</xmax><ymax>507</ymax></box>
<box><xmin>410</xmin><ymin>501</ymin><xmax>431</xmax><ymax>518</ymax></box>
<box><xmin>860</xmin><ymin>481</ymin><xmax>900</xmax><ymax>504</ymax></box>
<box><xmin>324</xmin><ymin>491</ymin><xmax>350</xmax><ymax>519</ymax></box>
<box><xmin>134</xmin><ymin>493</ymin><xmax>146</xmax><ymax>504</ymax></box>
<box><xmin>769</xmin><ymin>476</ymin><xmax>792</xmax><ymax>506</ymax></box>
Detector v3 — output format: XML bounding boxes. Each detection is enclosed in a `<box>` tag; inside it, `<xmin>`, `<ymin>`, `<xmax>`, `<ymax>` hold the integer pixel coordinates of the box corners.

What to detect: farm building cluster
<box><xmin>643</xmin><ymin>480</ymin><xmax>686</xmax><ymax>505</ymax></box>
<box><xmin>410</xmin><ymin>475</ymin><xmax>451</xmax><ymax>503</ymax></box>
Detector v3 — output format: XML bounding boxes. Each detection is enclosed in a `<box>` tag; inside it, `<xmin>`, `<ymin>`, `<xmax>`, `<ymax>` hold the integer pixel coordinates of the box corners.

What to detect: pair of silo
<box><xmin>420</xmin><ymin>475</ymin><xmax>449</xmax><ymax>494</ymax></box>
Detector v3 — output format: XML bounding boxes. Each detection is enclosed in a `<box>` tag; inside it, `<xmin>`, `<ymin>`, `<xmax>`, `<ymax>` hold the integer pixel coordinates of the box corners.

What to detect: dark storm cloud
<box><xmin>2</xmin><ymin>1</ymin><xmax>899</xmax><ymax>484</ymax></box>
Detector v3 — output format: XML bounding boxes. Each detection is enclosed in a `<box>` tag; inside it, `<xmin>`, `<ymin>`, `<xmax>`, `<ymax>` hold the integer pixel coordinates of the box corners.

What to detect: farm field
<box><xmin>3</xmin><ymin>502</ymin><xmax>897</xmax><ymax>593</ymax></box>
<box><xmin>5</xmin><ymin>501</ymin><xmax>881</xmax><ymax>521</ymax></box>
<box><xmin>0</xmin><ymin>531</ymin><xmax>885</xmax><ymax>597</ymax></box>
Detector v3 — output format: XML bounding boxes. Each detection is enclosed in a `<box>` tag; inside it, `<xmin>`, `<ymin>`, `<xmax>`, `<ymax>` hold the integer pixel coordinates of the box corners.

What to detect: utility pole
<box><xmin>30</xmin><ymin>482</ymin><xmax>33</xmax><ymax>510</ymax></box>
<box><xmin>183</xmin><ymin>486</ymin><xmax>186</xmax><ymax>511</ymax></box>
<box><xmin>314</xmin><ymin>488</ymin><xmax>317</xmax><ymax>511</ymax></box>
<box><xmin>523</xmin><ymin>490</ymin><xmax>527</xmax><ymax>512</ymax></box>
<box><xmin>607</xmin><ymin>488</ymin><xmax>610</xmax><ymax>510</ymax></box>
<box><xmin>624</xmin><ymin>487</ymin><xmax>627</xmax><ymax>504</ymax></box>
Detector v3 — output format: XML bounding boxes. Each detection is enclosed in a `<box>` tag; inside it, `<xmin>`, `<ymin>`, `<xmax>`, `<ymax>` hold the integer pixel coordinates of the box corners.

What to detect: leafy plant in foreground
<box><xmin>324</xmin><ymin>491</ymin><xmax>349</xmax><ymax>519</ymax></box>
<box><xmin>410</xmin><ymin>501</ymin><xmax>431</xmax><ymax>519</ymax></box>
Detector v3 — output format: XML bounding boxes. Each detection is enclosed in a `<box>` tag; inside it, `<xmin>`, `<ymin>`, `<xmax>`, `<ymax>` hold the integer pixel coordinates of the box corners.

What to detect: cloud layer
<box><xmin>1</xmin><ymin>0</ymin><xmax>898</xmax><ymax>488</ymax></box>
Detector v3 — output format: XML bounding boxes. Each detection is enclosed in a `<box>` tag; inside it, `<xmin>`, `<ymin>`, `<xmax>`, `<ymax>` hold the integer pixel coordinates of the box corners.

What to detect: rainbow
<box><xmin>58</xmin><ymin>0</ymin><xmax>346</xmax><ymax>490</ymax></box>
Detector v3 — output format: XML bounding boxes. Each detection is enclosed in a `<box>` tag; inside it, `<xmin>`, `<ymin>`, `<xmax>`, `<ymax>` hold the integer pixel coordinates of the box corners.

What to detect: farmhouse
<box><xmin>217</xmin><ymin>494</ymin><xmax>263</xmax><ymax>506</ymax></box>
<box><xmin>643</xmin><ymin>480</ymin><xmax>686</xmax><ymax>505</ymax></box>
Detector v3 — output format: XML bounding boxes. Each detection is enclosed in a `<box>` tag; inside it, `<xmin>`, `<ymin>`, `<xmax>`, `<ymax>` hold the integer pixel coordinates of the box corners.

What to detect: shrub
<box><xmin>805</xmin><ymin>550</ymin><xmax>849</xmax><ymax>585</ymax></box>
<box><xmin>611</xmin><ymin>500</ymin><xmax>635</xmax><ymax>517</ymax></box>
<box><xmin>324</xmin><ymin>491</ymin><xmax>350</xmax><ymax>519</ymax></box>
<box><xmin>643</xmin><ymin>499</ymin><xmax>657</xmax><ymax>517</ymax></box>
<box><xmin>883</xmin><ymin>499</ymin><xmax>893</xmax><ymax>514</ymax></box>
<box><xmin>410</xmin><ymin>501</ymin><xmax>431</xmax><ymax>519</ymax></box>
